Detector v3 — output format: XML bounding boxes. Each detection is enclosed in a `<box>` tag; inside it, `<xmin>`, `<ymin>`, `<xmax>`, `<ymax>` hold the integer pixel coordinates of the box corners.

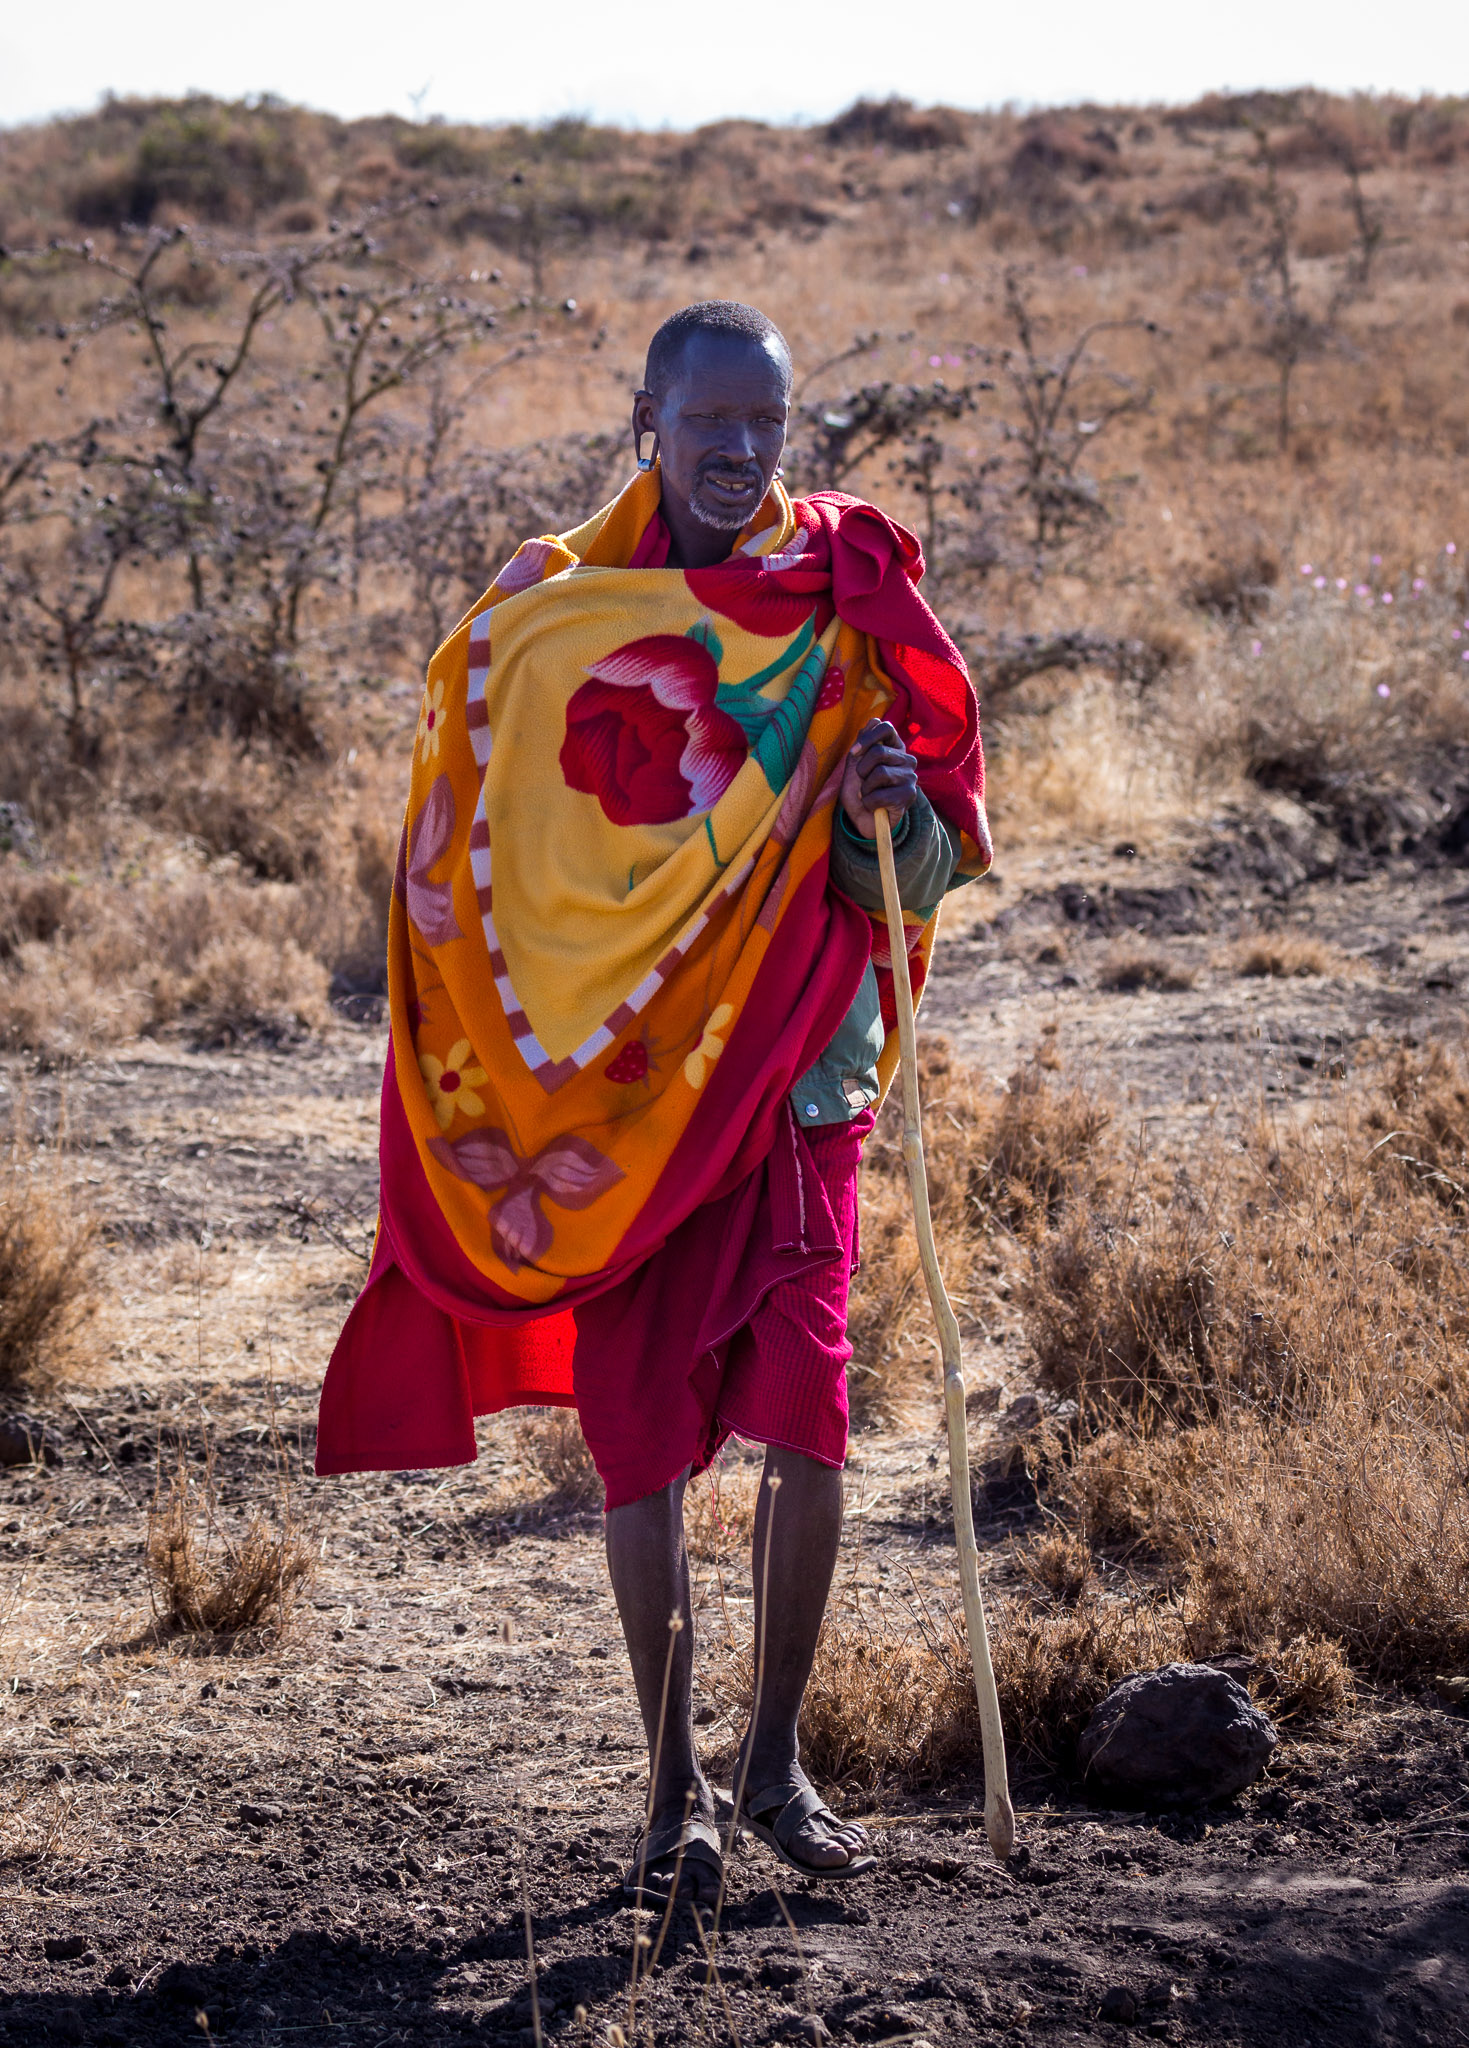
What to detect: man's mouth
<box><xmin>701</xmin><ymin>470</ymin><xmax>760</xmax><ymax>501</ymax></box>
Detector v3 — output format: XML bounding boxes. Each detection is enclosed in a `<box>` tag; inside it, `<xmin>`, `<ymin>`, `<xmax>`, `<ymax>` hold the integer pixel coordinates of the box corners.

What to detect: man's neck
<box><xmin>659</xmin><ymin>497</ymin><xmax>741</xmax><ymax>571</ymax></box>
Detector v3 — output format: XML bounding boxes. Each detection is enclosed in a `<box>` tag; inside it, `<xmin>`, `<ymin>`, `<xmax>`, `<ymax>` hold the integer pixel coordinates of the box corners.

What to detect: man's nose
<box><xmin>715</xmin><ymin>421</ymin><xmax>758</xmax><ymax>464</ymax></box>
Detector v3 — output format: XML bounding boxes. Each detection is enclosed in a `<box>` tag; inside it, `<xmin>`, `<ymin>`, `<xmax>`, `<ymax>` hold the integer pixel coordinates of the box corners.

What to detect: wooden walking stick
<box><xmin>874</xmin><ymin>807</ymin><xmax>1015</xmax><ymax>1863</ymax></box>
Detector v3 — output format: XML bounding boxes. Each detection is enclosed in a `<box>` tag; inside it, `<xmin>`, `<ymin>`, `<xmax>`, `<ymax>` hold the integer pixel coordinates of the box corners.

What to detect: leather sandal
<box><xmin>739</xmin><ymin>1767</ymin><xmax>876</xmax><ymax>1880</ymax></box>
<box><xmin>622</xmin><ymin>1812</ymin><xmax>723</xmax><ymax>1904</ymax></box>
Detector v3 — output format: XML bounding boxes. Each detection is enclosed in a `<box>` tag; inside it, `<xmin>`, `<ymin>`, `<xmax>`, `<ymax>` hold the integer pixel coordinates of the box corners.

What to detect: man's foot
<box><xmin>623</xmin><ymin>1812</ymin><xmax>723</xmax><ymax>1905</ymax></box>
<box><xmin>737</xmin><ymin>1762</ymin><xmax>875</xmax><ymax>1879</ymax></box>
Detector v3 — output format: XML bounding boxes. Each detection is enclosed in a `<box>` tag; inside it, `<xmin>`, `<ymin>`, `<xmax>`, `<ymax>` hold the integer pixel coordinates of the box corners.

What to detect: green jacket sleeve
<box><xmin>827</xmin><ymin>793</ymin><xmax>963</xmax><ymax>922</ymax></box>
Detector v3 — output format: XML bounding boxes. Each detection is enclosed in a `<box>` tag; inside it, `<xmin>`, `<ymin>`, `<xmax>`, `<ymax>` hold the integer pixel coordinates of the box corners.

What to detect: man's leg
<box><xmin>604</xmin><ymin>1467</ymin><xmax>715</xmax><ymax>1880</ymax></box>
<box><xmin>740</xmin><ymin>1444</ymin><xmax>869</xmax><ymax>1870</ymax></box>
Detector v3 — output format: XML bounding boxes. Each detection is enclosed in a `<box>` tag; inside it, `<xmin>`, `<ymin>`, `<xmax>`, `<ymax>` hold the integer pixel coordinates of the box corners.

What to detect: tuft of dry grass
<box><xmin>0</xmin><ymin>1117</ymin><xmax>100</xmax><ymax>1398</ymax></box>
<box><xmin>180</xmin><ymin>932</ymin><xmax>330</xmax><ymax>1044</ymax></box>
<box><xmin>1230</xmin><ymin>934</ymin><xmax>1337</xmax><ymax>978</ymax></box>
<box><xmin>145</xmin><ymin>1460</ymin><xmax>316</xmax><ymax>1642</ymax></box>
<box><xmin>1268</xmin><ymin>1632</ymin><xmax>1355</xmax><ymax>1724</ymax></box>
<box><xmin>1019</xmin><ymin>1524</ymin><xmax>1095</xmax><ymax>1602</ymax></box>
<box><xmin>1097</xmin><ymin>946</ymin><xmax>1197</xmax><ymax>994</ymax></box>
<box><xmin>849</xmin><ymin>1041</ymin><xmax>1111</xmax><ymax>1426</ymax></box>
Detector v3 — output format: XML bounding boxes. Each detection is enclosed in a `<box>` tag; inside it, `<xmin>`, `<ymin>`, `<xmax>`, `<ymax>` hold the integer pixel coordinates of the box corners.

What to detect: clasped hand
<box><xmin>838</xmin><ymin>719</ymin><xmax>920</xmax><ymax>839</ymax></box>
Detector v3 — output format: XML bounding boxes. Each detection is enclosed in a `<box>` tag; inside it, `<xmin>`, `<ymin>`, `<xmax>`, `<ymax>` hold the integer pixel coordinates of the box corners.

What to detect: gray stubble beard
<box><xmin>689</xmin><ymin>476</ymin><xmax>761</xmax><ymax>533</ymax></box>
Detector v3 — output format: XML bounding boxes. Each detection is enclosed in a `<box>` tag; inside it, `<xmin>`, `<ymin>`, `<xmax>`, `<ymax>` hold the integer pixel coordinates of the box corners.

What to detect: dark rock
<box><xmin>43</xmin><ymin>1935</ymin><xmax>88</xmax><ymax>1961</ymax></box>
<box><xmin>240</xmin><ymin>1801</ymin><xmax>283</xmax><ymax>1826</ymax></box>
<box><xmin>105</xmin><ymin>1964</ymin><xmax>133</xmax><ymax>1988</ymax></box>
<box><xmin>1079</xmin><ymin>1662</ymin><xmax>1277</xmax><ymax>1807</ymax></box>
<box><xmin>1099</xmin><ymin>1985</ymin><xmax>1138</xmax><ymax>2024</ymax></box>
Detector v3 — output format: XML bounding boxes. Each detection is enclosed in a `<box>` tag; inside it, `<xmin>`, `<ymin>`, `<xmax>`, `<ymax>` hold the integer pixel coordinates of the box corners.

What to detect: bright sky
<box><xmin>3</xmin><ymin>0</ymin><xmax>1464</xmax><ymax>132</ymax></box>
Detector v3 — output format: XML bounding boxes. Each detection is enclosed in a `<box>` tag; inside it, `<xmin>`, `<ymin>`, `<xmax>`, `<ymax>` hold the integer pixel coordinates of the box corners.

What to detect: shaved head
<box><xmin>642</xmin><ymin>300</ymin><xmax>792</xmax><ymax>402</ymax></box>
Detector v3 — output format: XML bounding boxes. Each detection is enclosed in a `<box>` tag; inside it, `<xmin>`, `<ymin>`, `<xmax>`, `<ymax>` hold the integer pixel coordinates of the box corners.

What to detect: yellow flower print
<box><xmin>419</xmin><ymin>1037</ymin><xmax>488</xmax><ymax>1131</ymax></box>
<box><xmin>683</xmin><ymin>1004</ymin><xmax>734</xmax><ymax>1089</ymax></box>
<box><xmin>417</xmin><ymin>678</ymin><xmax>446</xmax><ymax>763</ymax></box>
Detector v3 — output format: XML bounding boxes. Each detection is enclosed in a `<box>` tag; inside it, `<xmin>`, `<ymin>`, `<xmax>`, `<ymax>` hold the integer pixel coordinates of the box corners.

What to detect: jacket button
<box><xmin>803</xmin><ymin>1103</ymin><xmax>819</xmax><ymax>1118</ymax></box>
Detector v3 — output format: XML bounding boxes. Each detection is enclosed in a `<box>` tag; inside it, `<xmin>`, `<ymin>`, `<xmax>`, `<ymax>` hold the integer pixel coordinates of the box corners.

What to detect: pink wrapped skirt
<box><xmin>570</xmin><ymin>1104</ymin><xmax>874</xmax><ymax>1509</ymax></box>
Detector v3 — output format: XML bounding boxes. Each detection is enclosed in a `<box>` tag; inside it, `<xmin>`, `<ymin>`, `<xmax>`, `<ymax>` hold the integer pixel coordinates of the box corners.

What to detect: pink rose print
<box><xmin>560</xmin><ymin>634</ymin><xmax>746</xmax><ymax>827</ymax></box>
<box><xmin>427</xmin><ymin>1128</ymin><xmax>624</xmax><ymax>1273</ymax></box>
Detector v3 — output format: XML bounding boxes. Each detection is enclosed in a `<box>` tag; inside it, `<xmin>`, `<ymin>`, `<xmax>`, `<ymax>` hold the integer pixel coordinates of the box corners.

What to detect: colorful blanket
<box><xmin>316</xmin><ymin>468</ymin><xmax>988</xmax><ymax>1472</ymax></box>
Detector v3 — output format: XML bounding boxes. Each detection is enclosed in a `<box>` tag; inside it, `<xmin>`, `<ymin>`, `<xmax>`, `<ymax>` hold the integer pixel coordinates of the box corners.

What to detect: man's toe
<box><xmin>790</xmin><ymin>1818</ymin><xmax>853</xmax><ymax>1868</ymax></box>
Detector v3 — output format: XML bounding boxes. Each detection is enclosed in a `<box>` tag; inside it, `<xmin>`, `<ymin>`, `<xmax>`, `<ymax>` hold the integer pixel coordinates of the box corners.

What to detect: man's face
<box><xmin>638</xmin><ymin>332</ymin><xmax>790</xmax><ymax>533</ymax></box>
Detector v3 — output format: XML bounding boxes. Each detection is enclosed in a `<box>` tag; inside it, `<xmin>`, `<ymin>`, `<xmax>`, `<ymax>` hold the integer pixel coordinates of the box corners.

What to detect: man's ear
<box><xmin>631</xmin><ymin>388</ymin><xmax>658</xmax><ymax>468</ymax></box>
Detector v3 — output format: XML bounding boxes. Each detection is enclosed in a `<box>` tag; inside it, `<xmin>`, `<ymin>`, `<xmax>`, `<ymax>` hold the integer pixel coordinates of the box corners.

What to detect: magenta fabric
<box><xmin>570</xmin><ymin>1104</ymin><xmax>875</xmax><ymax>1510</ymax></box>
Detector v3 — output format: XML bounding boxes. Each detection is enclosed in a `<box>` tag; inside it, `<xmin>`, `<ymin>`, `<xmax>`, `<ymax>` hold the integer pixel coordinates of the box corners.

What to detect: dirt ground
<box><xmin>4</xmin><ymin>819</ymin><xmax>1469</xmax><ymax>2048</ymax></box>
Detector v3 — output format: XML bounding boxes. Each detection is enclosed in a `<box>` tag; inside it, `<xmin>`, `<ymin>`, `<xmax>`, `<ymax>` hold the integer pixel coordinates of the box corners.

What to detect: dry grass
<box><xmin>1230</xmin><ymin>934</ymin><xmax>1339</xmax><ymax>978</ymax></box>
<box><xmin>711</xmin><ymin>1587</ymin><xmax>1203</xmax><ymax>1789</ymax></box>
<box><xmin>711</xmin><ymin>1566</ymin><xmax>1354</xmax><ymax>1793</ymax></box>
<box><xmin>988</xmin><ymin>677</ymin><xmax>1201</xmax><ymax>850</ymax></box>
<box><xmin>0</xmin><ymin>1115</ymin><xmax>99</xmax><ymax>1397</ymax></box>
<box><xmin>849</xmin><ymin>1040</ymin><xmax>1111</xmax><ymax>1426</ymax></box>
<box><xmin>1096</xmin><ymin>946</ymin><xmax>1197</xmax><ymax>994</ymax></box>
<box><xmin>685</xmin><ymin>1458</ymin><xmax>762</xmax><ymax>1563</ymax></box>
<box><xmin>180</xmin><ymin>932</ymin><xmax>329</xmax><ymax>1045</ymax></box>
<box><xmin>0</xmin><ymin>837</ymin><xmax>367</xmax><ymax>1055</ymax></box>
<box><xmin>515</xmin><ymin>1407</ymin><xmax>603</xmax><ymax>1509</ymax></box>
<box><xmin>145</xmin><ymin>1459</ymin><xmax>316</xmax><ymax>1642</ymax></box>
<box><xmin>1025</xmin><ymin>1040</ymin><xmax>1469</xmax><ymax>1682</ymax></box>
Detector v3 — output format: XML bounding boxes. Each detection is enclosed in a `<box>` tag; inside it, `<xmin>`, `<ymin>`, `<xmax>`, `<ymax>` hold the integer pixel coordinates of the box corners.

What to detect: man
<box><xmin>318</xmin><ymin>301</ymin><xmax>990</xmax><ymax>1903</ymax></box>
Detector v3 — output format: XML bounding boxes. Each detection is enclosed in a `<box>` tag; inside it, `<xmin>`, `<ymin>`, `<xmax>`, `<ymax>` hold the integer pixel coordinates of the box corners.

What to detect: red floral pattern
<box><xmin>560</xmin><ymin>634</ymin><xmax>746</xmax><ymax>826</ymax></box>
